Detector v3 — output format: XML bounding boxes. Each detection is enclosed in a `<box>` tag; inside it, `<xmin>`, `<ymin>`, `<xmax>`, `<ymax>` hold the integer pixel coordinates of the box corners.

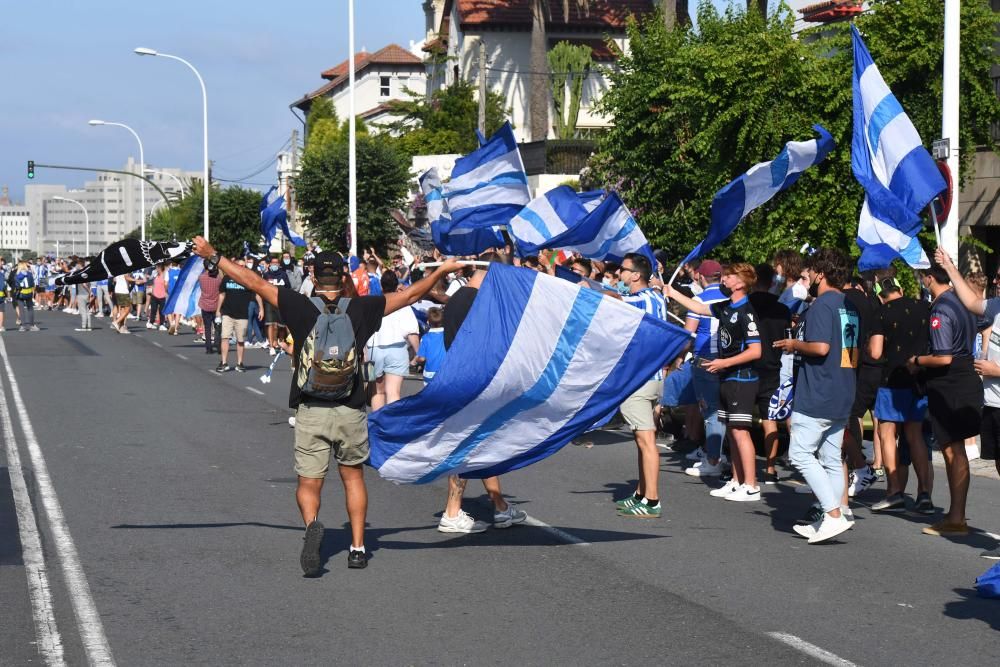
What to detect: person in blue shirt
<box><xmin>166</xmin><ymin>261</ymin><xmax>182</xmax><ymax>335</ymax></box>
<box><xmin>13</xmin><ymin>261</ymin><xmax>39</xmax><ymax>331</ymax></box>
<box><xmin>414</xmin><ymin>307</ymin><xmax>446</xmax><ymax>384</ymax></box>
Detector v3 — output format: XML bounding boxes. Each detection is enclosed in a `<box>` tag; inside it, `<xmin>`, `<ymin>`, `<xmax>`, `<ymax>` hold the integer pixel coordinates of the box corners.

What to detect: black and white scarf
<box><xmin>54</xmin><ymin>239</ymin><xmax>192</xmax><ymax>286</ymax></box>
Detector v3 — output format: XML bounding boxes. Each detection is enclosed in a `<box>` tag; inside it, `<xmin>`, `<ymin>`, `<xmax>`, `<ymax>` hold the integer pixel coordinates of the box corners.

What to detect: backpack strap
<box><xmin>309</xmin><ymin>296</ymin><xmax>329</xmax><ymax>314</ymax></box>
<box><xmin>338</xmin><ymin>297</ymin><xmax>351</xmax><ymax>314</ymax></box>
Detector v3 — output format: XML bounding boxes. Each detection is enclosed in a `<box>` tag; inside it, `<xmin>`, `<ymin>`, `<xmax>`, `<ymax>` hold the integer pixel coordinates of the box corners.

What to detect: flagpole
<box><xmin>941</xmin><ymin>0</ymin><xmax>960</xmax><ymax>259</ymax></box>
<box><xmin>348</xmin><ymin>0</ymin><xmax>358</xmax><ymax>258</ymax></box>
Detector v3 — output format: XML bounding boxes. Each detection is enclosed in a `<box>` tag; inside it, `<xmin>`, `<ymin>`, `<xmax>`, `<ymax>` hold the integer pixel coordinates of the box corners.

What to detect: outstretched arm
<box><xmin>193</xmin><ymin>237</ymin><xmax>278</xmax><ymax>307</ymax></box>
<box><xmin>935</xmin><ymin>248</ymin><xmax>986</xmax><ymax>316</ymax></box>
<box><xmin>664</xmin><ymin>284</ymin><xmax>711</xmax><ymax>316</ymax></box>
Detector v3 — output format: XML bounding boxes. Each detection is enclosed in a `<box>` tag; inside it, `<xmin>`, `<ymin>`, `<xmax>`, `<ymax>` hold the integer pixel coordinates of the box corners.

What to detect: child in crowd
<box><xmin>415</xmin><ymin>306</ymin><xmax>446</xmax><ymax>385</ymax></box>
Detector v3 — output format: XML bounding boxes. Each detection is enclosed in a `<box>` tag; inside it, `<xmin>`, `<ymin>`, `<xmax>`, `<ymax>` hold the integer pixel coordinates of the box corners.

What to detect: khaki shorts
<box><xmin>221</xmin><ymin>315</ymin><xmax>248</xmax><ymax>342</ymax></box>
<box><xmin>294</xmin><ymin>402</ymin><xmax>369</xmax><ymax>478</ymax></box>
<box><xmin>620</xmin><ymin>379</ymin><xmax>663</xmax><ymax>432</ymax></box>
<box><xmin>115</xmin><ymin>293</ymin><xmax>131</xmax><ymax>307</ymax></box>
<box><xmin>130</xmin><ymin>291</ymin><xmax>145</xmax><ymax>305</ymax></box>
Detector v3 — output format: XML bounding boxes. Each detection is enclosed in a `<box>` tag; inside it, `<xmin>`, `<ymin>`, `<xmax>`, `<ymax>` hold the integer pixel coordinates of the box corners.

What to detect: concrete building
<box><xmin>290</xmin><ymin>44</ymin><xmax>427</xmax><ymax>131</ymax></box>
<box><xmin>0</xmin><ymin>203</ymin><xmax>31</xmax><ymax>256</ymax></box>
<box><xmin>23</xmin><ymin>159</ymin><xmax>198</xmax><ymax>256</ymax></box>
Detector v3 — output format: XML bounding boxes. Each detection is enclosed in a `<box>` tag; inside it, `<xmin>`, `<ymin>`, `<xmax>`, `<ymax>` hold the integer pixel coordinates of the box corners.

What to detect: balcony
<box><xmin>519</xmin><ymin>139</ymin><xmax>596</xmax><ymax>177</ymax></box>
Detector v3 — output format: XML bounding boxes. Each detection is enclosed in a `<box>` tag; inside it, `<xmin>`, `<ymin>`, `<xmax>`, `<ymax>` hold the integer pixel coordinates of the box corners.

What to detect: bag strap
<box><xmin>309</xmin><ymin>296</ymin><xmax>329</xmax><ymax>314</ymax></box>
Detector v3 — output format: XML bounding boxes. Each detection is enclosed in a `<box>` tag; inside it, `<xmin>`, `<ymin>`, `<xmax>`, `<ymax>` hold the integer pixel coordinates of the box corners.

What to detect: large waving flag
<box><xmin>851</xmin><ymin>25</ymin><xmax>945</xmax><ymax>271</ymax></box>
<box><xmin>509</xmin><ymin>185</ymin><xmax>604</xmax><ymax>252</ymax></box>
<box><xmin>163</xmin><ymin>255</ymin><xmax>204</xmax><ymax>318</ymax></box>
<box><xmin>683</xmin><ymin>125</ymin><xmax>835</xmax><ymax>265</ymax></box>
<box><xmin>434</xmin><ymin>122</ymin><xmax>530</xmax><ymax>255</ymax></box>
<box><xmin>368</xmin><ymin>264</ymin><xmax>692</xmax><ymax>483</ymax></box>
<box><xmin>260</xmin><ymin>186</ymin><xmax>306</xmax><ymax>247</ymax></box>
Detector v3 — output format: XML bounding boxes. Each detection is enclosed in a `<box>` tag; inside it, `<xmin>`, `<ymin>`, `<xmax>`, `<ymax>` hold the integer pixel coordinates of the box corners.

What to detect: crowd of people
<box><xmin>4</xmin><ymin>236</ymin><xmax>998</xmax><ymax>572</ymax></box>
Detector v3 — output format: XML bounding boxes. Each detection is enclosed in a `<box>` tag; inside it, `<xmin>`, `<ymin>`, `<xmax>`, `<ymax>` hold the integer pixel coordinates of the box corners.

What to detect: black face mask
<box><xmin>718</xmin><ymin>284</ymin><xmax>733</xmax><ymax>298</ymax></box>
<box><xmin>808</xmin><ymin>278</ymin><xmax>820</xmax><ymax>299</ymax></box>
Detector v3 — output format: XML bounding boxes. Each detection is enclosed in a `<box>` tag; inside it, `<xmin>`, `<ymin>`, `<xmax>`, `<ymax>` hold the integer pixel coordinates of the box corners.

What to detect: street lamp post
<box><xmin>53</xmin><ymin>196</ymin><xmax>90</xmax><ymax>257</ymax></box>
<box><xmin>89</xmin><ymin>119</ymin><xmax>146</xmax><ymax>243</ymax></box>
<box><xmin>348</xmin><ymin>0</ymin><xmax>357</xmax><ymax>257</ymax></box>
<box><xmin>144</xmin><ymin>168</ymin><xmax>186</xmax><ymax>198</ymax></box>
<box><xmin>135</xmin><ymin>47</ymin><xmax>209</xmax><ymax>240</ymax></box>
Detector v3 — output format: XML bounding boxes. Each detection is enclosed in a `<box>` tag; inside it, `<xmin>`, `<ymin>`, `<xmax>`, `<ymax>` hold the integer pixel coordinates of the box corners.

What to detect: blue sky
<box><xmin>2</xmin><ymin>0</ymin><xmax>426</xmax><ymax>201</ymax></box>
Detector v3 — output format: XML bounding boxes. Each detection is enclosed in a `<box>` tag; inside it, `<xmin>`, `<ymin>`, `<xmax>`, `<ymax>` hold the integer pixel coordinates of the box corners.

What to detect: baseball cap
<box><xmin>313</xmin><ymin>251</ymin><xmax>345</xmax><ymax>278</ymax></box>
<box><xmin>696</xmin><ymin>259</ymin><xmax>722</xmax><ymax>277</ymax></box>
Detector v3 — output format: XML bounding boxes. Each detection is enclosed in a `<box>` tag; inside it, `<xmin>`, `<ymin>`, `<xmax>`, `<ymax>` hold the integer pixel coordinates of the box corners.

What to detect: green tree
<box><xmin>529</xmin><ymin>0</ymin><xmax>593</xmax><ymax>141</ymax></box>
<box><xmin>548</xmin><ymin>41</ymin><xmax>593</xmax><ymax>139</ymax></box>
<box><xmin>590</xmin><ymin>1</ymin><xmax>1000</xmax><ymax>265</ymax></box>
<box><xmin>295</xmin><ymin>135</ymin><xmax>411</xmax><ymax>252</ymax></box>
<box><xmin>146</xmin><ymin>180</ymin><xmax>262</xmax><ymax>257</ymax></box>
<box><xmin>387</xmin><ymin>80</ymin><xmax>508</xmax><ymax>157</ymax></box>
<box><xmin>305</xmin><ymin>97</ymin><xmax>338</xmax><ymax>141</ymax></box>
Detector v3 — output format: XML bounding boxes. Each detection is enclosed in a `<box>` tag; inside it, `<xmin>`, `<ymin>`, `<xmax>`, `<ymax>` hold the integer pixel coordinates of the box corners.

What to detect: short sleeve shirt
<box><xmin>748</xmin><ymin>291</ymin><xmax>791</xmax><ymax>376</ymax></box>
<box><xmin>623</xmin><ymin>287</ymin><xmax>669</xmax><ymax>381</ymax></box>
<box><xmin>709</xmin><ymin>297</ymin><xmax>760</xmax><ymax>381</ymax></box>
<box><xmin>877</xmin><ymin>297</ymin><xmax>929</xmax><ymax>389</ymax></box>
<box><xmin>688</xmin><ymin>283</ymin><xmax>727</xmax><ymax>358</ymax></box>
<box><xmin>277</xmin><ymin>289</ymin><xmax>385</xmax><ymax>410</ymax></box>
<box><xmin>794</xmin><ymin>290</ymin><xmax>860</xmax><ymax>420</ymax></box>
<box><xmin>929</xmin><ymin>290</ymin><xmax>976</xmax><ymax>359</ymax></box>
<box><xmin>981</xmin><ymin>298</ymin><xmax>1000</xmax><ymax>407</ymax></box>
<box><xmin>219</xmin><ymin>276</ymin><xmax>254</xmax><ymax>319</ymax></box>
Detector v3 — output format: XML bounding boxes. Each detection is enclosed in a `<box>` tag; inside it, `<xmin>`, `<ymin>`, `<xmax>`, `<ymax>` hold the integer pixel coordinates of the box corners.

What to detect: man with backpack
<box><xmin>192</xmin><ymin>236</ymin><xmax>464</xmax><ymax>575</ymax></box>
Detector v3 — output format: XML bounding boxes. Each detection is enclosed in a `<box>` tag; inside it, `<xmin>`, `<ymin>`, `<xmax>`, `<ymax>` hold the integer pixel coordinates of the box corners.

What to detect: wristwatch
<box><xmin>205</xmin><ymin>253</ymin><xmax>221</xmax><ymax>271</ymax></box>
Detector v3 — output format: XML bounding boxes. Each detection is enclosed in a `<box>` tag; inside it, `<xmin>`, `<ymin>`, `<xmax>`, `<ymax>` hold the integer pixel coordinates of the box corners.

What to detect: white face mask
<box><xmin>246</xmin><ymin>262</ymin><xmax>255</xmax><ymax>269</ymax></box>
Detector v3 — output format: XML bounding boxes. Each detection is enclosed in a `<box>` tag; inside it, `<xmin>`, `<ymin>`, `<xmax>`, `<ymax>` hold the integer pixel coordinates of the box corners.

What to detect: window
<box><xmin>380</xmin><ymin>76</ymin><xmax>390</xmax><ymax>97</ymax></box>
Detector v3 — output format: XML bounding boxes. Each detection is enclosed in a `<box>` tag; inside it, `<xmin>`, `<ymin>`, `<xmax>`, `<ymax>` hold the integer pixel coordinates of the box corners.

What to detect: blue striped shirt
<box><xmin>623</xmin><ymin>287</ymin><xmax>668</xmax><ymax>380</ymax></box>
<box><xmin>687</xmin><ymin>283</ymin><xmax>727</xmax><ymax>359</ymax></box>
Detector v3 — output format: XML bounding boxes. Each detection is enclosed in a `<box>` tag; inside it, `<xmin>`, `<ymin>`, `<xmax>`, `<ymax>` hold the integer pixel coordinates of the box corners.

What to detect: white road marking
<box><xmin>246</xmin><ymin>387</ymin><xmax>265</xmax><ymax>396</ymax></box>
<box><xmin>0</xmin><ymin>374</ymin><xmax>64</xmax><ymax>664</ymax></box>
<box><xmin>987</xmin><ymin>531</ymin><xmax>1000</xmax><ymax>542</ymax></box>
<box><xmin>175</xmin><ymin>353</ymin><xmax>188</xmax><ymax>361</ymax></box>
<box><xmin>767</xmin><ymin>632</ymin><xmax>858</xmax><ymax>667</ymax></box>
<box><xmin>0</xmin><ymin>339</ymin><xmax>116</xmax><ymax>666</ymax></box>
<box><xmin>522</xmin><ymin>516</ymin><xmax>590</xmax><ymax>546</ymax></box>
<box><xmin>151</xmin><ymin>341</ymin><xmax>162</xmax><ymax>348</ymax></box>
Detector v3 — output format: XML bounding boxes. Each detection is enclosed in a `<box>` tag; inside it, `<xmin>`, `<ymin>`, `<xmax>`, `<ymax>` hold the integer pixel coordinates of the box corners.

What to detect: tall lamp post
<box><xmin>941</xmin><ymin>0</ymin><xmax>960</xmax><ymax>259</ymax></box>
<box><xmin>348</xmin><ymin>0</ymin><xmax>357</xmax><ymax>257</ymax></box>
<box><xmin>144</xmin><ymin>168</ymin><xmax>186</xmax><ymax>198</ymax></box>
<box><xmin>88</xmin><ymin>119</ymin><xmax>146</xmax><ymax>242</ymax></box>
<box><xmin>134</xmin><ymin>47</ymin><xmax>209</xmax><ymax>240</ymax></box>
<box><xmin>52</xmin><ymin>196</ymin><xmax>90</xmax><ymax>257</ymax></box>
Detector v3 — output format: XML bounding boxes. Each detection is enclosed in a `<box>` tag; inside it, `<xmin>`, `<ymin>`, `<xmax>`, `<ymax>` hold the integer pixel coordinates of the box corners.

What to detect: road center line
<box><xmin>522</xmin><ymin>516</ymin><xmax>590</xmax><ymax>546</ymax></box>
<box><xmin>246</xmin><ymin>387</ymin><xmax>265</xmax><ymax>396</ymax></box>
<box><xmin>151</xmin><ymin>341</ymin><xmax>163</xmax><ymax>348</ymax></box>
<box><xmin>0</xmin><ymin>372</ymin><xmax>64</xmax><ymax>665</ymax></box>
<box><xmin>175</xmin><ymin>353</ymin><xmax>188</xmax><ymax>361</ymax></box>
<box><xmin>767</xmin><ymin>632</ymin><xmax>858</xmax><ymax>667</ymax></box>
<box><xmin>0</xmin><ymin>339</ymin><xmax>116</xmax><ymax>666</ymax></box>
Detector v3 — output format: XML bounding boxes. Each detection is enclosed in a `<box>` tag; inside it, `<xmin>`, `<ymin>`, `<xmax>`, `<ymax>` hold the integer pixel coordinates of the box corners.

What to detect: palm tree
<box><xmin>662</xmin><ymin>0</ymin><xmax>690</xmax><ymax>29</ymax></box>
<box><xmin>528</xmin><ymin>0</ymin><xmax>591</xmax><ymax>142</ymax></box>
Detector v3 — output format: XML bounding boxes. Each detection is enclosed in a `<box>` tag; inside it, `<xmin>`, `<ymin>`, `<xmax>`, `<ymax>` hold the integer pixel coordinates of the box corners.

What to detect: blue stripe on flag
<box><xmin>867</xmin><ymin>95</ymin><xmax>904</xmax><ymax>155</ymax></box>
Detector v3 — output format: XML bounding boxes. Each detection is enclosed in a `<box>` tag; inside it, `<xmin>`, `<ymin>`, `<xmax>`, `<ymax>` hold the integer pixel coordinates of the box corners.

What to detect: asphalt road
<box><xmin>2</xmin><ymin>311</ymin><xmax>999</xmax><ymax>666</ymax></box>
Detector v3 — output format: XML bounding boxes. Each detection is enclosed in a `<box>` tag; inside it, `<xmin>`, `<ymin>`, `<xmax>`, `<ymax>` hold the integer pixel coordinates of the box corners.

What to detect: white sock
<box><xmin>350</xmin><ymin>545</ymin><xmax>365</xmax><ymax>553</ymax></box>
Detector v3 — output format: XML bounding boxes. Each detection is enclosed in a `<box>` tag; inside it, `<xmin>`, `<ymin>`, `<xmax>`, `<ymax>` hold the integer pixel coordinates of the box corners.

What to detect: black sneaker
<box><xmin>215</xmin><ymin>363</ymin><xmax>230</xmax><ymax>373</ymax></box>
<box><xmin>300</xmin><ymin>521</ymin><xmax>324</xmax><ymax>576</ymax></box>
<box><xmin>796</xmin><ymin>504</ymin><xmax>825</xmax><ymax>526</ymax></box>
<box><xmin>871</xmin><ymin>493</ymin><xmax>906</xmax><ymax>512</ymax></box>
<box><xmin>235</xmin><ymin>364</ymin><xmax>247</xmax><ymax>373</ymax></box>
<box><xmin>914</xmin><ymin>492</ymin><xmax>935</xmax><ymax>515</ymax></box>
<box><xmin>347</xmin><ymin>550</ymin><xmax>367</xmax><ymax>569</ymax></box>
<box><xmin>762</xmin><ymin>471</ymin><xmax>780</xmax><ymax>485</ymax></box>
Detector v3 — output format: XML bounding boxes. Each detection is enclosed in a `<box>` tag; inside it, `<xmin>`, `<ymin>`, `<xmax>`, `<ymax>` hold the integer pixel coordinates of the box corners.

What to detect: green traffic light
<box><xmin>27</xmin><ymin>160</ymin><xmax>35</xmax><ymax>179</ymax></box>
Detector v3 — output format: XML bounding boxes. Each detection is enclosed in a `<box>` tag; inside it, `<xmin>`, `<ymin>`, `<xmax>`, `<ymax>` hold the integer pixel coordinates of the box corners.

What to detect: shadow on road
<box><xmin>942</xmin><ymin>587</ymin><xmax>1000</xmax><ymax>631</ymax></box>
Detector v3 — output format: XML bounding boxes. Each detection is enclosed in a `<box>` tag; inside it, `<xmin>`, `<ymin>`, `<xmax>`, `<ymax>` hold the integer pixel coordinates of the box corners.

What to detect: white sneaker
<box><xmin>493</xmin><ymin>502</ymin><xmax>527</xmax><ymax>528</ymax></box>
<box><xmin>725</xmin><ymin>484</ymin><xmax>761</xmax><ymax>502</ymax></box>
<box><xmin>685</xmin><ymin>460</ymin><xmax>724</xmax><ymax>477</ymax></box>
<box><xmin>269</xmin><ymin>347</ymin><xmax>276</xmax><ymax>357</ymax></box>
<box><xmin>807</xmin><ymin>514</ymin><xmax>852</xmax><ymax>544</ymax></box>
<box><xmin>709</xmin><ymin>479</ymin><xmax>740</xmax><ymax>498</ymax></box>
<box><xmin>158</xmin><ymin>325</ymin><xmax>168</xmax><ymax>331</ymax></box>
<box><xmin>793</xmin><ymin>520</ymin><xmax>820</xmax><ymax>539</ymax></box>
<box><xmin>437</xmin><ymin>510</ymin><xmax>489</xmax><ymax>534</ymax></box>
<box><xmin>685</xmin><ymin>447</ymin><xmax>706</xmax><ymax>462</ymax></box>
<box><xmin>127</xmin><ymin>314</ymin><xmax>138</xmax><ymax>320</ymax></box>
<box><xmin>146</xmin><ymin>322</ymin><xmax>155</xmax><ymax>330</ymax></box>
<box><xmin>95</xmin><ymin>313</ymin><xmax>104</xmax><ymax>318</ymax></box>
<box><xmin>842</xmin><ymin>506</ymin><xmax>855</xmax><ymax>525</ymax></box>
<box><xmin>288</xmin><ymin>416</ymin><xmax>296</xmax><ymax>428</ymax></box>
<box><xmin>847</xmin><ymin>466</ymin><xmax>876</xmax><ymax>497</ymax></box>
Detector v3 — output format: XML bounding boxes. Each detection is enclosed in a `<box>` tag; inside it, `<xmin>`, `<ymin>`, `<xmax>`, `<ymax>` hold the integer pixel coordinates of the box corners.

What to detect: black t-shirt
<box><xmin>265</xmin><ymin>268</ymin><xmax>291</xmax><ymax>289</ymax></box>
<box><xmin>443</xmin><ymin>286</ymin><xmax>478</xmax><ymax>350</ymax></box>
<box><xmin>219</xmin><ymin>277</ymin><xmax>254</xmax><ymax>319</ymax></box>
<box><xmin>748</xmin><ymin>291</ymin><xmax>791</xmax><ymax>376</ymax></box>
<box><xmin>843</xmin><ymin>288</ymin><xmax>883</xmax><ymax>368</ymax></box>
<box><xmin>709</xmin><ymin>297</ymin><xmax>761</xmax><ymax>381</ymax></box>
<box><xmin>277</xmin><ymin>288</ymin><xmax>385</xmax><ymax>410</ymax></box>
<box><xmin>877</xmin><ymin>296</ymin><xmax>929</xmax><ymax>389</ymax></box>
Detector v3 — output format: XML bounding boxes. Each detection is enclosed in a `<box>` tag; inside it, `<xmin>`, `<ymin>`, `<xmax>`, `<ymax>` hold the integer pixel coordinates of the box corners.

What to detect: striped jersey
<box><xmin>687</xmin><ymin>283</ymin><xmax>727</xmax><ymax>358</ymax></box>
<box><xmin>623</xmin><ymin>287</ymin><xmax>668</xmax><ymax>380</ymax></box>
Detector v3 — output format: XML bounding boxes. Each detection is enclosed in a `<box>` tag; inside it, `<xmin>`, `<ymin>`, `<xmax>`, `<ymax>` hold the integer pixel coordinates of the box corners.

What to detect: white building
<box><xmin>422</xmin><ymin>0</ymin><xmax>656</xmax><ymax>142</ymax></box>
<box><xmin>24</xmin><ymin>159</ymin><xmax>198</xmax><ymax>256</ymax></box>
<box><xmin>291</xmin><ymin>44</ymin><xmax>427</xmax><ymax>130</ymax></box>
<box><xmin>0</xmin><ymin>203</ymin><xmax>31</xmax><ymax>255</ymax></box>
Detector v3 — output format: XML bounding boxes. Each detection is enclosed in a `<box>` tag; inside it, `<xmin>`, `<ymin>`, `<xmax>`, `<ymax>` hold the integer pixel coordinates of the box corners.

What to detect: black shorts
<box><xmin>926</xmin><ymin>364</ymin><xmax>983</xmax><ymax>445</ymax></box>
<box><xmin>755</xmin><ymin>371</ymin><xmax>780</xmax><ymax>419</ymax></box>
<box><xmin>264</xmin><ymin>302</ymin><xmax>283</xmax><ymax>326</ymax></box>
<box><xmin>851</xmin><ymin>364</ymin><xmax>881</xmax><ymax>419</ymax></box>
<box><xmin>980</xmin><ymin>405</ymin><xmax>1000</xmax><ymax>460</ymax></box>
<box><xmin>719</xmin><ymin>380</ymin><xmax>758</xmax><ymax>428</ymax></box>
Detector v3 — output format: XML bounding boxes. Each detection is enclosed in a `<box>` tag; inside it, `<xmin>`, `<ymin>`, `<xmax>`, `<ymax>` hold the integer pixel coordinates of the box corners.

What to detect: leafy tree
<box><xmin>590</xmin><ymin>1</ymin><xmax>1000</xmax><ymax>266</ymax></box>
<box><xmin>387</xmin><ymin>80</ymin><xmax>508</xmax><ymax>157</ymax></box>
<box><xmin>305</xmin><ymin>97</ymin><xmax>338</xmax><ymax>142</ymax></box>
<box><xmin>548</xmin><ymin>41</ymin><xmax>593</xmax><ymax>139</ymax></box>
<box><xmin>295</xmin><ymin>135</ymin><xmax>411</xmax><ymax>252</ymax></box>
<box><xmin>146</xmin><ymin>180</ymin><xmax>262</xmax><ymax>257</ymax></box>
<box><xmin>529</xmin><ymin>0</ymin><xmax>593</xmax><ymax>141</ymax></box>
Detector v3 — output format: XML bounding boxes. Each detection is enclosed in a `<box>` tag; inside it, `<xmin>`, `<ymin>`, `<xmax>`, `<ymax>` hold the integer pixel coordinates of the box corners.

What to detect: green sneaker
<box><xmin>615</xmin><ymin>495</ymin><xmax>641</xmax><ymax>510</ymax></box>
<box><xmin>619</xmin><ymin>501</ymin><xmax>661</xmax><ymax>518</ymax></box>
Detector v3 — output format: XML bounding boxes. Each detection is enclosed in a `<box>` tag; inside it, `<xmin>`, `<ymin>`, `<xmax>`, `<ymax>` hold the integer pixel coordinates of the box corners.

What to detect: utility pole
<box><xmin>941</xmin><ymin>0</ymin><xmax>960</xmax><ymax>259</ymax></box>
<box><xmin>288</xmin><ymin>128</ymin><xmax>299</xmax><ymax>249</ymax></box>
<box><xmin>478</xmin><ymin>39</ymin><xmax>487</xmax><ymax>136</ymax></box>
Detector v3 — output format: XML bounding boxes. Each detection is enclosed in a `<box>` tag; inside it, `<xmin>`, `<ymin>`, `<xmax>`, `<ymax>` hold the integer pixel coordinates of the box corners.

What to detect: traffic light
<box><xmin>27</xmin><ymin>161</ymin><xmax>35</xmax><ymax>179</ymax></box>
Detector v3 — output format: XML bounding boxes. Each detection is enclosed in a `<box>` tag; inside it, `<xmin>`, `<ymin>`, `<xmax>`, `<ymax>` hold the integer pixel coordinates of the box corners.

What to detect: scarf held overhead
<box><xmin>54</xmin><ymin>239</ymin><xmax>192</xmax><ymax>285</ymax></box>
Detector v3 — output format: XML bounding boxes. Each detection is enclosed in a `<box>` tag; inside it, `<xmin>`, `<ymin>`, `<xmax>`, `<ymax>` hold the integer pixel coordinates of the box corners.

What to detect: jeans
<box><xmin>247</xmin><ymin>301</ymin><xmax>263</xmax><ymax>344</ymax></box>
<box><xmin>788</xmin><ymin>412</ymin><xmax>847</xmax><ymax>513</ymax></box>
<box><xmin>692</xmin><ymin>364</ymin><xmax>725</xmax><ymax>460</ymax></box>
<box><xmin>201</xmin><ymin>309</ymin><xmax>219</xmax><ymax>352</ymax></box>
<box><xmin>77</xmin><ymin>295</ymin><xmax>90</xmax><ymax>329</ymax></box>
<box><xmin>149</xmin><ymin>296</ymin><xmax>166</xmax><ymax>326</ymax></box>
<box><xmin>18</xmin><ymin>298</ymin><xmax>34</xmax><ymax>326</ymax></box>
<box><xmin>95</xmin><ymin>286</ymin><xmax>110</xmax><ymax>314</ymax></box>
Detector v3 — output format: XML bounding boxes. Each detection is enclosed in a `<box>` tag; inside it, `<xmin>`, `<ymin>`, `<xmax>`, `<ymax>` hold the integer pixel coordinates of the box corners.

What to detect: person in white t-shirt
<box><xmin>368</xmin><ymin>271</ymin><xmax>419</xmax><ymax>411</ymax></box>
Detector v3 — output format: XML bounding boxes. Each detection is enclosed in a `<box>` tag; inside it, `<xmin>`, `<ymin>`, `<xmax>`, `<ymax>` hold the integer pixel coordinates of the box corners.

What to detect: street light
<box><xmin>144</xmin><ymin>168</ymin><xmax>186</xmax><ymax>198</ymax></box>
<box><xmin>52</xmin><ymin>196</ymin><xmax>90</xmax><ymax>257</ymax></box>
<box><xmin>135</xmin><ymin>47</ymin><xmax>209</xmax><ymax>241</ymax></box>
<box><xmin>89</xmin><ymin>119</ymin><xmax>146</xmax><ymax>243</ymax></box>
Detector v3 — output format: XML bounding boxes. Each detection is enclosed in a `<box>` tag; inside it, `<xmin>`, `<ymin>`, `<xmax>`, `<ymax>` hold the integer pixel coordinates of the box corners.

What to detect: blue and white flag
<box><xmin>368</xmin><ymin>264</ymin><xmax>691</xmax><ymax>483</ymax></box>
<box><xmin>434</xmin><ymin>122</ymin><xmax>530</xmax><ymax>255</ymax></box>
<box><xmin>851</xmin><ymin>25</ymin><xmax>945</xmax><ymax>271</ymax></box>
<box><xmin>683</xmin><ymin>125</ymin><xmax>835</xmax><ymax>265</ymax></box>
<box><xmin>536</xmin><ymin>191</ymin><xmax>657</xmax><ymax>269</ymax></box>
<box><xmin>260</xmin><ymin>186</ymin><xmax>306</xmax><ymax>247</ymax></box>
<box><xmin>163</xmin><ymin>254</ymin><xmax>203</xmax><ymax>318</ymax></box>
<box><xmin>509</xmin><ymin>185</ymin><xmax>604</xmax><ymax>252</ymax></box>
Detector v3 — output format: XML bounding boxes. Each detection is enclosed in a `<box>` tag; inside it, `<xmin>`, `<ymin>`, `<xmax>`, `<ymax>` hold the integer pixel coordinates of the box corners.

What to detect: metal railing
<box><xmin>519</xmin><ymin>139</ymin><xmax>596</xmax><ymax>176</ymax></box>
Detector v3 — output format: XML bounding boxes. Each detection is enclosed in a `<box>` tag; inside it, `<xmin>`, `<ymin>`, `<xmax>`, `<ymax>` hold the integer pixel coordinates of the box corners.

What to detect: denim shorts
<box><xmin>873</xmin><ymin>387</ymin><xmax>927</xmax><ymax>423</ymax></box>
<box><xmin>661</xmin><ymin>361</ymin><xmax>696</xmax><ymax>407</ymax></box>
<box><xmin>373</xmin><ymin>343</ymin><xmax>410</xmax><ymax>378</ymax></box>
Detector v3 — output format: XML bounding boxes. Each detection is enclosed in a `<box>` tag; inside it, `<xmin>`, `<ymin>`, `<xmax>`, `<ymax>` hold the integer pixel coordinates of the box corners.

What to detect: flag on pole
<box><xmin>434</xmin><ymin>122</ymin><xmax>530</xmax><ymax>255</ymax></box>
<box><xmin>163</xmin><ymin>255</ymin><xmax>204</xmax><ymax>318</ymax></box>
<box><xmin>509</xmin><ymin>185</ymin><xmax>604</xmax><ymax>252</ymax></box>
<box><xmin>260</xmin><ymin>186</ymin><xmax>306</xmax><ymax>247</ymax></box>
<box><xmin>368</xmin><ymin>264</ymin><xmax>691</xmax><ymax>483</ymax></box>
<box><xmin>682</xmin><ymin>125</ymin><xmax>835</xmax><ymax>265</ymax></box>
<box><xmin>851</xmin><ymin>25</ymin><xmax>946</xmax><ymax>271</ymax></box>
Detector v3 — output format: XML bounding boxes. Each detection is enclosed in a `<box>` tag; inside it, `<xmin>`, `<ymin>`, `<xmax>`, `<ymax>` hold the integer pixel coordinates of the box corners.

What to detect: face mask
<box><xmin>246</xmin><ymin>262</ymin><xmax>255</xmax><ymax>269</ymax></box>
<box><xmin>269</xmin><ymin>265</ymin><xmax>279</xmax><ymax>272</ymax></box>
<box><xmin>616</xmin><ymin>281</ymin><xmax>628</xmax><ymax>294</ymax></box>
<box><xmin>601</xmin><ymin>279</ymin><xmax>612</xmax><ymax>289</ymax></box>
<box><xmin>772</xmin><ymin>273</ymin><xmax>784</xmax><ymax>288</ymax></box>
<box><xmin>718</xmin><ymin>284</ymin><xmax>733</xmax><ymax>298</ymax></box>
<box><xmin>808</xmin><ymin>278</ymin><xmax>820</xmax><ymax>299</ymax></box>
<box><xmin>283</xmin><ymin>259</ymin><xmax>291</xmax><ymax>266</ymax></box>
